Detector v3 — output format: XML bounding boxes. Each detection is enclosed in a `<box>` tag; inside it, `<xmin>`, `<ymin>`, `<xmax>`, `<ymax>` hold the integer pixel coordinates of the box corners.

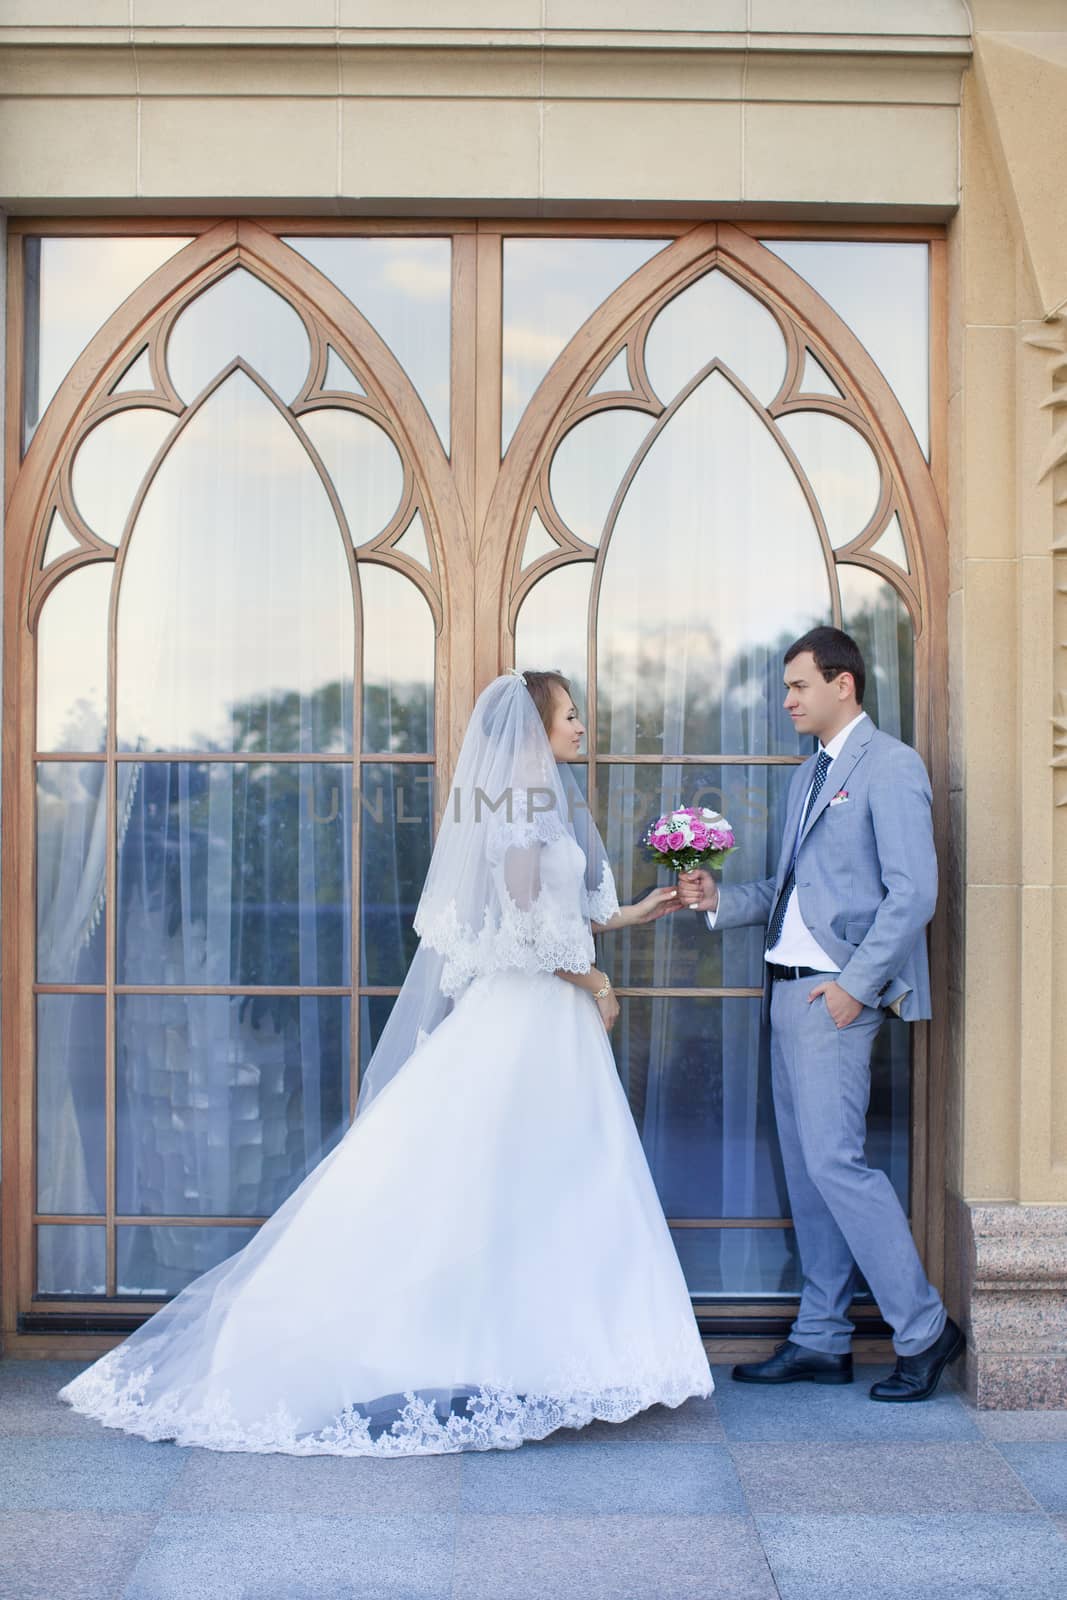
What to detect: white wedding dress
<box><xmin>58</xmin><ymin>829</ymin><xmax>712</xmax><ymax>1456</ymax></box>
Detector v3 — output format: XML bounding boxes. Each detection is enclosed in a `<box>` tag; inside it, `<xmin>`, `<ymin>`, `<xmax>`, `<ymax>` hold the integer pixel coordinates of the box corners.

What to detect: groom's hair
<box><xmin>784</xmin><ymin>627</ymin><xmax>866</xmax><ymax>705</ymax></box>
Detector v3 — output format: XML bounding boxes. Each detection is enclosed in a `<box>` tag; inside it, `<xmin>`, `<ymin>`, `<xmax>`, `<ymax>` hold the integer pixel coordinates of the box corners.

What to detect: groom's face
<box><xmin>783</xmin><ymin>651</ymin><xmax>849</xmax><ymax>741</ymax></box>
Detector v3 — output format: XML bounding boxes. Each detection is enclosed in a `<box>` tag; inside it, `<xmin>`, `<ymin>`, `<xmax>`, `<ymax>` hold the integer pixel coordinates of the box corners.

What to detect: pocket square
<box><xmin>829</xmin><ymin>791</ymin><xmax>850</xmax><ymax>807</ymax></box>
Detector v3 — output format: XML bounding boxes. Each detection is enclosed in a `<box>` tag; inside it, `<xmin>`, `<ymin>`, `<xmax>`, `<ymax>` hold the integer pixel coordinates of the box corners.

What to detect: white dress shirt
<box><xmin>705</xmin><ymin>710</ymin><xmax>869</xmax><ymax>970</ymax></box>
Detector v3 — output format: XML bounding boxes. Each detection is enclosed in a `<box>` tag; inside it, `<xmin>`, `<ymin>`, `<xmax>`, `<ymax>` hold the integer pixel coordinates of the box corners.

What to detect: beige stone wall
<box><xmin>941</xmin><ymin>2</ymin><xmax>1067</xmax><ymax>1403</ymax></box>
<box><xmin>0</xmin><ymin>3</ymin><xmax>969</xmax><ymax>213</ymax></box>
<box><xmin>947</xmin><ymin>13</ymin><xmax>1067</xmax><ymax>1213</ymax></box>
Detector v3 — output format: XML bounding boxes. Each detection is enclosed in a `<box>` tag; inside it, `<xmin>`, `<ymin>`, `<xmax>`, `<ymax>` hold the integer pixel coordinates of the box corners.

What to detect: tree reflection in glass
<box><xmin>116</xmin><ymin>371</ymin><xmax>354</xmax><ymax>754</ymax></box>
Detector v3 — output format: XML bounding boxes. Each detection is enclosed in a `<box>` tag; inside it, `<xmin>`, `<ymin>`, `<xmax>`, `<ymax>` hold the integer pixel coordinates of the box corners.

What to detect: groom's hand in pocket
<box><xmin>677</xmin><ymin>869</ymin><xmax>718</xmax><ymax>913</ymax></box>
<box><xmin>808</xmin><ymin>980</ymin><xmax>863</xmax><ymax>1029</ymax></box>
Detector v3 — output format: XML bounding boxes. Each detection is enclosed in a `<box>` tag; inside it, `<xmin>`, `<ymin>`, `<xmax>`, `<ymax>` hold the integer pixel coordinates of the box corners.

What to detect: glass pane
<box><xmin>112</xmin><ymin>348</ymin><xmax>153</xmax><ymax>394</ymax></box>
<box><xmin>799</xmin><ymin>350</ymin><xmax>843</xmax><ymax>397</ymax></box>
<box><xmin>616</xmin><ymin>1001</ymin><xmax>910</xmax><ymax>1295</ymax></box>
<box><xmin>393</xmin><ymin>509</ymin><xmax>431</xmax><ymax>570</ymax></box>
<box><xmin>37</xmin><ymin>566</ymin><xmax>111</xmax><ymax>753</ymax></box>
<box><xmin>672</xmin><ymin>1228</ymin><xmax>801</xmax><ymax>1298</ymax></box>
<box><xmin>299</xmin><ymin>408</ymin><xmax>404</xmax><ymax>546</ymax></box>
<box><xmin>36</xmin><ymin>995</ymin><xmax>106</xmax><ymax>1215</ymax></box>
<box><xmin>36</xmin><ymin>1225</ymin><xmax>106</xmax><ymax>1297</ymax></box>
<box><xmin>868</xmin><ymin>1015</ymin><xmax>911</xmax><ymax>1213</ymax></box>
<box><xmin>869</xmin><ymin>512</ymin><xmax>910</xmax><ymax>573</ymax></box>
<box><xmin>286</xmin><ymin>237</ymin><xmax>451</xmax><ymax>450</ymax></box>
<box><xmin>615</xmin><ymin>997</ymin><xmax>786</xmax><ymax>1223</ymax></box>
<box><xmin>590</xmin><ymin>348</ymin><xmax>631</xmax><ymax>396</ymax></box>
<box><xmin>597</xmin><ymin>371</ymin><xmax>831</xmax><ymax>756</ymax></box>
<box><xmin>117</xmin><ymin>1225</ymin><xmax>258</xmax><ymax>1298</ymax></box>
<box><xmin>520</xmin><ymin>509</ymin><xmax>559</xmax><ymax>569</ymax></box>
<box><xmin>116</xmin><ymin>370</ymin><xmax>354</xmax><ymax>754</ymax></box>
<box><xmin>596</xmin><ymin>762</ymin><xmax>796</xmax><ymax>991</ymax></box>
<box><xmin>360</xmin><ymin>565</ymin><xmax>435</xmax><ymax>754</ymax></box>
<box><xmin>359</xmin><ymin>994</ymin><xmax>396</xmax><ymax>1073</ymax></box>
<box><xmin>644</xmin><ymin>267</ymin><xmax>788</xmax><ymax>409</ymax></box>
<box><xmin>549</xmin><ymin>408</ymin><xmax>651</xmax><ymax>545</ymax></box>
<box><xmin>116</xmin><ymin>994</ymin><xmax>350</xmax><ymax>1217</ymax></box>
<box><xmin>760</xmin><ymin>240</ymin><xmax>930</xmax><ymax>457</ymax></box>
<box><xmin>37</xmin><ymin>761</ymin><xmax>108</xmax><ymax>984</ymax></box>
<box><xmin>71</xmin><ymin>408</ymin><xmax>175</xmax><ymax>545</ymax></box>
<box><xmin>41</xmin><ymin>508</ymin><xmax>81</xmax><ymax>566</ymax></box>
<box><xmin>839</xmin><ymin>565</ymin><xmax>915</xmax><ymax>747</ymax></box>
<box><xmin>22</xmin><ymin>235</ymin><xmax>192</xmax><ymax>445</ymax></box>
<box><xmin>514</xmin><ymin>560</ymin><xmax>591</xmax><ymax>717</ymax></box>
<box><xmin>502</xmin><ymin>238</ymin><xmax>668</xmax><ymax>449</ymax></box>
<box><xmin>360</xmin><ymin>763</ymin><xmax>434</xmax><ymax>987</ymax></box>
<box><xmin>116</xmin><ymin>762</ymin><xmax>351</xmax><ymax>988</ymax></box>
<box><xmin>775</xmin><ymin>410</ymin><xmax>882</xmax><ymax>549</ymax></box>
<box><xmin>166</xmin><ymin>267</ymin><xmax>311</xmax><ymax>405</ymax></box>
<box><xmin>324</xmin><ymin>346</ymin><xmax>365</xmax><ymax>395</ymax></box>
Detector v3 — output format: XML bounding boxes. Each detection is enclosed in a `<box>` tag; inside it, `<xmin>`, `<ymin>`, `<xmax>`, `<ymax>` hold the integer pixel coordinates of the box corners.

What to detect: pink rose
<box><xmin>666</xmin><ymin>830</ymin><xmax>686</xmax><ymax>851</ymax></box>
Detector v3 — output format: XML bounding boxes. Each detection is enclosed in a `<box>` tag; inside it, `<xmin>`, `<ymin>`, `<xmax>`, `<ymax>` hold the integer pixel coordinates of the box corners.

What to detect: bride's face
<box><xmin>546</xmin><ymin>686</ymin><xmax>586</xmax><ymax>760</ymax></box>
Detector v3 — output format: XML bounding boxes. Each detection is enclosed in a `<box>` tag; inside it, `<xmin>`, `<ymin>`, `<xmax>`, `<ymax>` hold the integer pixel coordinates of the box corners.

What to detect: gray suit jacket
<box><xmin>713</xmin><ymin>718</ymin><xmax>937</xmax><ymax>1023</ymax></box>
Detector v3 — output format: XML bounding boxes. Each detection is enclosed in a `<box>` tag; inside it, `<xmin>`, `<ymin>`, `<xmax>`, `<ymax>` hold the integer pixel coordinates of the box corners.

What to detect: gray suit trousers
<box><xmin>770</xmin><ymin>974</ymin><xmax>946</xmax><ymax>1357</ymax></box>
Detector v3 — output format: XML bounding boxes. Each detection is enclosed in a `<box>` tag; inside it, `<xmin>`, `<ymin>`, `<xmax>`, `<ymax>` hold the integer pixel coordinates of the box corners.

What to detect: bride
<box><xmin>59</xmin><ymin>668</ymin><xmax>713</xmax><ymax>1455</ymax></box>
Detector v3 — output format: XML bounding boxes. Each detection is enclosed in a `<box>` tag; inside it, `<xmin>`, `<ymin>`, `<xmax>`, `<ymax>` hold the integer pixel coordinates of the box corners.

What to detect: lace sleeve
<box><xmin>414</xmin><ymin>789</ymin><xmax>598</xmax><ymax>997</ymax></box>
<box><xmin>584</xmin><ymin>859</ymin><xmax>621</xmax><ymax>925</ymax></box>
<box><xmin>483</xmin><ymin>786</ymin><xmax>565</xmax><ymax>868</ymax></box>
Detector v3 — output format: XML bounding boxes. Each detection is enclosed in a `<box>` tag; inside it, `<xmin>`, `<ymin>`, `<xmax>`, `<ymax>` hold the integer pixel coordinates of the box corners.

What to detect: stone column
<box><xmin>946</xmin><ymin>9</ymin><xmax>1067</xmax><ymax>1406</ymax></box>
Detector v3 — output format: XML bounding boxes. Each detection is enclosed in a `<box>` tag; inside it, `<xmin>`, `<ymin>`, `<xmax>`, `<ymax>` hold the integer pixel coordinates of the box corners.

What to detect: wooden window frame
<box><xmin>2</xmin><ymin>218</ymin><xmax>948</xmax><ymax>1355</ymax></box>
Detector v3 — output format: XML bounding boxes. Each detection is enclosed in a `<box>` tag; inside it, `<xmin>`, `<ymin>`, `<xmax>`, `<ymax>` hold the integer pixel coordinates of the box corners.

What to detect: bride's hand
<box><xmin>628</xmin><ymin>886</ymin><xmax>682</xmax><ymax>925</ymax></box>
<box><xmin>597</xmin><ymin>985</ymin><xmax>620</xmax><ymax>1032</ymax></box>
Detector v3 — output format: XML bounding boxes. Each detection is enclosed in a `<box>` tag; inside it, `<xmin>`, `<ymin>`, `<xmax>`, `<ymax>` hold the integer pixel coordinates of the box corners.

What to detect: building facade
<box><xmin>0</xmin><ymin>1</ymin><xmax>1064</xmax><ymax>1407</ymax></box>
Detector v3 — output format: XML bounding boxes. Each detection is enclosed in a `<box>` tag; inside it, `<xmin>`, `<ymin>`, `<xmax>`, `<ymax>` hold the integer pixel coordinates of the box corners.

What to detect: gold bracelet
<box><xmin>594</xmin><ymin>979</ymin><xmax>612</xmax><ymax>1001</ymax></box>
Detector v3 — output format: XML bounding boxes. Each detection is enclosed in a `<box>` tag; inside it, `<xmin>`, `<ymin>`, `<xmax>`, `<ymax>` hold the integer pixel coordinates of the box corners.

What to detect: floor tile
<box><xmin>452</xmin><ymin>1513</ymin><xmax>777</xmax><ymax>1600</ymax></box>
<box><xmin>544</xmin><ymin>1395</ymin><xmax>725</xmax><ymax>1444</ymax></box>
<box><xmin>757</xmin><ymin>1511</ymin><xmax>1067</xmax><ymax>1600</ymax></box>
<box><xmin>121</xmin><ymin>1512</ymin><xmax>454</xmax><ymax>1600</ymax></box>
<box><xmin>164</xmin><ymin>1446</ymin><xmax>461</xmax><ymax>1513</ymax></box>
<box><xmin>711</xmin><ymin>1363</ymin><xmax>981</xmax><ymax>1442</ymax></box>
<box><xmin>0</xmin><ymin>1437</ymin><xmax>186</xmax><ymax>1512</ymax></box>
<box><xmin>976</xmin><ymin>1409</ymin><xmax>1067</xmax><ymax>1441</ymax></box>
<box><xmin>0</xmin><ymin>1512</ymin><xmax>159</xmax><ymax>1600</ymax></box>
<box><xmin>995</xmin><ymin>1443</ymin><xmax>1067</xmax><ymax>1512</ymax></box>
<box><xmin>0</xmin><ymin>1360</ymin><xmax>104</xmax><ymax>1437</ymax></box>
<box><xmin>460</xmin><ymin>1441</ymin><xmax>743</xmax><ymax>1515</ymax></box>
<box><xmin>732</xmin><ymin>1441</ymin><xmax>1039</xmax><ymax>1512</ymax></box>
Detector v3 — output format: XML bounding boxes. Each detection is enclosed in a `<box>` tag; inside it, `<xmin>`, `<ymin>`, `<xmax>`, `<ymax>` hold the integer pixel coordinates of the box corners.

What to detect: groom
<box><xmin>678</xmin><ymin>627</ymin><xmax>963</xmax><ymax>1401</ymax></box>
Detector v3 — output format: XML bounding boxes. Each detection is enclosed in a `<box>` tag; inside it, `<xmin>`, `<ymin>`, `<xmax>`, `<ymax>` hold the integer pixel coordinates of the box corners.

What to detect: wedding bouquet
<box><xmin>644</xmin><ymin>805</ymin><xmax>737</xmax><ymax>875</ymax></box>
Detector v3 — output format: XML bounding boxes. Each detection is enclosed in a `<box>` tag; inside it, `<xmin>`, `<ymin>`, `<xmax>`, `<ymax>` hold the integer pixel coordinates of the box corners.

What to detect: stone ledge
<box><xmin>0</xmin><ymin>30</ymin><xmax>974</xmax><ymax>56</ymax></box>
<box><xmin>952</xmin><ymin>1196</ymin><xmax>1067</xmax><ymax>1408</ymax></box>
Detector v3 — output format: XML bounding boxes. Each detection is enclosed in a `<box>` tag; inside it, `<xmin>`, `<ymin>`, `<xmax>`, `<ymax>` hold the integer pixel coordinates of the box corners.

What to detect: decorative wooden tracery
<box><xmin>2</xmin><ymin>218</ymin><xmax>948</xmax><ymax>1343</ymax></box>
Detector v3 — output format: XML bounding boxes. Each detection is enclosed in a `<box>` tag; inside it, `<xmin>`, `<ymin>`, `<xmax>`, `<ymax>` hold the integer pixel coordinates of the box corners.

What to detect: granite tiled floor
<box><xmin>2</xmin><ymin>1358</ymin><xmax>1066</xmax><ymax>1600</ymax></box>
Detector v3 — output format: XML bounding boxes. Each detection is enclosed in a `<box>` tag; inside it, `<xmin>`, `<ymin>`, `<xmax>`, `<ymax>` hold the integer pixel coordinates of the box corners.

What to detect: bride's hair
<box><xmin>520</xmin><ymin>669</ymin><xmax>573</xmax><ymax>733</ymax></box>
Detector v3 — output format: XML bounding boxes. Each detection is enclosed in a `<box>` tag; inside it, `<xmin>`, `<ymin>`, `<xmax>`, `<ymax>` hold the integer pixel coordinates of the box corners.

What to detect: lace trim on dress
<box><xmin>584</xmin><ymin>860</ymin><xmax>621</xmax><ymax>926</ymax></box>
<box><xmin>58</xmin><ymin>1340</ymin><xmax>713</xmax><ymax>1457</ymax></box>
<box><xmin>414</xmin><ymin>893</ymin><xmax>594</xmax><ymax>999</ymax></box>
<box><xmin>482</xmin><ymin>786</ymin><xmax>568</xmax><ymax>867</ymax></box>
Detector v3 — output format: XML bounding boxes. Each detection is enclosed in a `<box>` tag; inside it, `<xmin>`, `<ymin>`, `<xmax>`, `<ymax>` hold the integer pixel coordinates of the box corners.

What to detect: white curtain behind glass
<box><xmin>110</xmin><ymin>373</ymin><xmax>353</xmax><ymax>1286</ymax></box>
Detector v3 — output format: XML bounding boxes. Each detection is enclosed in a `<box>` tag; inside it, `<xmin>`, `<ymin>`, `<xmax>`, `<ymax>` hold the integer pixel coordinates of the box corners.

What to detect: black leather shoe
<box><xmin>732</xmin><ymin>1340</ymin><xmax>853</xmax><ymax>1386</ymax></box>
<box><xmin>869</xmin><ymin>1316</ymin><xmax>965</xmax><ymax>1403</ymax></box>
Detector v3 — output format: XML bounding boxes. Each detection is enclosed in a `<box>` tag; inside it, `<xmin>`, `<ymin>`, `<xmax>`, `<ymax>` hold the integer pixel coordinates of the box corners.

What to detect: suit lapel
<box><xmin>797</xmin><ymin>718</ymin><xmax>874</xmax><ymax>848</ymax></box>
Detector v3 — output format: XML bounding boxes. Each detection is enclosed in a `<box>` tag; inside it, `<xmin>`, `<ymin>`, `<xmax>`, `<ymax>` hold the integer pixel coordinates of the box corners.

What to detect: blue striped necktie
<box><xmin>766</xmin><ymin>748</ymin><xmax>833</xmax><ymax>952</ymax></box>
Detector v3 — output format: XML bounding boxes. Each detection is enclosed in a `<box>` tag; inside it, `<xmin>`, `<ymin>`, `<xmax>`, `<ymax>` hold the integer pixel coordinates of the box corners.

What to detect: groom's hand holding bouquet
<box><xmin>644</xmin><ymin>807</ymin><xmax>736</xmax><ymax>912</ymax></box>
